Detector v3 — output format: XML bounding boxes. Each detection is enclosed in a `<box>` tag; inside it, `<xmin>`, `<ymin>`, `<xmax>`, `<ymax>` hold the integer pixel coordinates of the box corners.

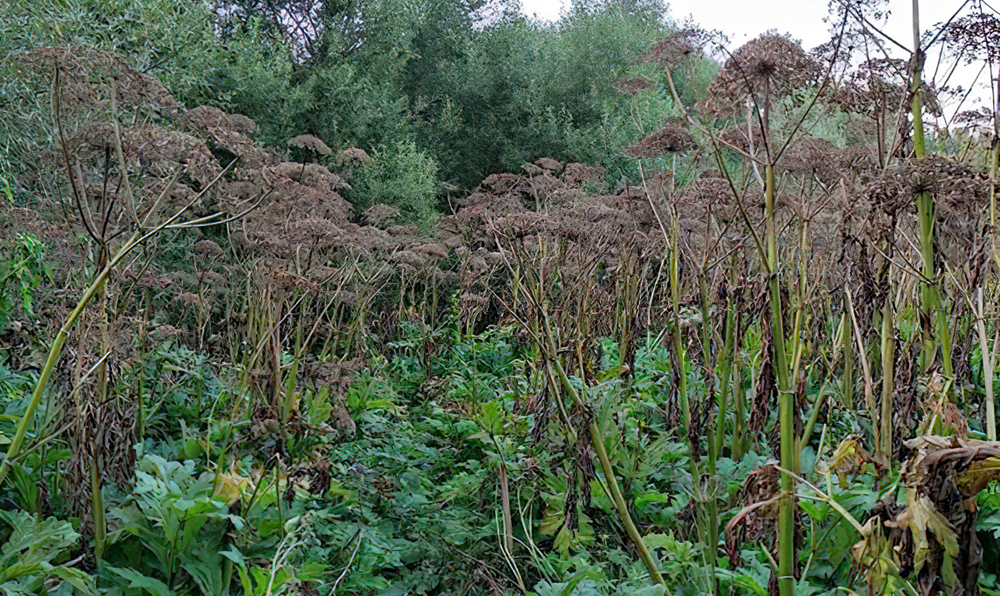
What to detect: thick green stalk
<box><xmin>547</xmin><ymin>354</ymin><xmax>666</xmax><ymax>587</ymax></box>
<box><xmin>698</xmin><ymin>271</ymin><xmax>719</xmax><ymax>596</ymax></box>
<box><xmin>910</xmin><ymin>0</ymin><xmax>933</xmax><ymax>371</ymax></box>
<box><xmin>499</xmin><ymin>462</ymin><xmax>514</xmax><ymax>556</ymax></box>
<box><xmin>797</xmin><ymin>390</ymin><xmax>826</xmax><ymax>454</ymax></box>
<box><xmin>530</xmin><ymin>297</ymin><xmax>664</xmax><ymax>586</ymax></box>
<box><xmin>991</xmin><ymin>133</ymin><xmax>999</xmax><ymax>230</ymax></box>
<box><xmin>733</xmin><ymin>360</ymin><xmax>747</xmax><ymax>461</ymax></box>
<box><xmin>706</xmin><ymin>296</ymin><xmax>738</xmax><ymax>596</ymax></box>
<box><xmin>934</xmin><ymin>290</ymin><xmax>953</xmax><ymax>380</ymax></box>
<box><xmin>714</xmin><ymin>304</ymin><xmax>736</xmax><ymax>465</ymax></box>
<box><xmin>92</xmin><ymin>260</ymin><xmax>109</xmax><ymax>561</ymax></box>
<box><xmin>588</xmin><ymin>416</ymin><xmax>666</xmax><ymax>586</ymax></box>
<box><xmin>670</xmin><ymin>219</ymin><xmax>697</xmax><ymax>477</ymax></box>
<box><xmin>977</xmin><ymin>288</ymin><xmax>996</xmax><ymax>441</ymax></box>
<box><xmin>875</xmin><ymin>206</ymin><xmax>895</xmax><ymax>464</ymax></box>
<box><xmin>91</xmin><ymin>459</ymin><xmax>106</xmax><ymax>559</ymax></box>
<box><xmin>699</xmin><ymin>272</ymin><xmax>714</xmax><ymax>400</ymax></box>
<box><xmin>0</xmin><ymin>128</ymin><xmax>227</xmax><ymax>489</ymax></box>
<box><xmin>137</xmin><ymin>291</ymin><xmax>149</xmax><ymax>440</ymax></box>
<box><xmin>841</xmin><ymin>307</ymin><xmax>854</xmax><ymax>410</ymax></box>
<box><xmin>909</xmin><ymin>3</ymin><xmax>926</xmax><ymax>161</ymax></box>
<box><xmin>732</xmin><ymin>267</ymin><xmax>747</xmax><ymax>460</ymax></box>
<box><xmin>987</xmin><ymin>89</ymin><xmax>999</xmax><ymax>438</ymax></box>
<box><xmin>789</xmin><ymin>217</ymin><xmax>811</xmax><ymax>475</ymax></box>
<box><xmin>764</xmin><ymin>162</ymin><xmax>795</xmax><ymax>596</ymax></box>
<box><xmin>669</xmin><ymin>220</ymin><xmax>713</xmax><ymax>586</ymax></box>
<box><xmin>909</xmin><ymin>0</ymin><xmax>953</xmax><ymax>378</ymax></box>
<box><xmin>879</xmin><ymin>298</ymin><xmax>895</xmax><ymax>462</ymax></box>
<box><xmin>789</xmin><ymin>219</ymin><xmax>809</xmax><ymax>385</ymax></box>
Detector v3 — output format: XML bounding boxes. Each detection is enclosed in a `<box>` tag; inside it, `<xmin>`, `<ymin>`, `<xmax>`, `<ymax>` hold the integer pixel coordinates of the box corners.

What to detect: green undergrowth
<box><xmin>8</xmin><ymin>317</ymin><xmax>989</xmax><ymax>596</ymax></box>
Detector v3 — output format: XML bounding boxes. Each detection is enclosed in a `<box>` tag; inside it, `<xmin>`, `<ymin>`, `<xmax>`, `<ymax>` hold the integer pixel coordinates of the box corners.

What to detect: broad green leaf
<box><xmin>106</xmin><ymin>565</ymin><xmax>174</xmax><ymax>596</ymax></box>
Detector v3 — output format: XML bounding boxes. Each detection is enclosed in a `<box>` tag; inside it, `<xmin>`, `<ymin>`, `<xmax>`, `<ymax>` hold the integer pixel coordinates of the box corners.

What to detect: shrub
<box><xmin>349</xmin><ymin>140</ymin><xmax>440</xmax><ymax>226</ymax></box>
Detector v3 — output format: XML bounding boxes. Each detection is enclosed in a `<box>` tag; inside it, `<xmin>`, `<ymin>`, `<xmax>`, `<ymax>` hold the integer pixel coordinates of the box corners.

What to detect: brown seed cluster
<box><xmin>705</xmin><ymin>33</ymin><xmax>819</xmax><ymax>116</ymax></box>
<box><xmin>648</xmin><ymin>29</ymin><xmax>704</xmax><ymax>67</ymax></box>
<box><xmin>626</xmin><ymin>119</ymin><xmax>696</xmax><ymax>158</ymax></box>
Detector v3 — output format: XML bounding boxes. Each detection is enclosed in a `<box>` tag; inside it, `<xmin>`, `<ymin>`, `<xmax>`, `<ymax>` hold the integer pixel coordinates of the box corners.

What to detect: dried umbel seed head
<box><xmin>626</xmin><ymin>119</ymin><xmax>696</xmax><ymax>158</ymax></box>
<box><xmin>780</xmin><ymin>135</ymin><xmax>841</xmax><ymax>183</ymax></box>
<box><xmin>287</xmin><ymin>134</ymin><xmax>332</xmax><ymax>156</ymax></box>
<box><xmin>836</xmin><ymin>144</ymin><xmax>880</xmax><ymax>180</ymax></box>
<box><xmin>708</xmin><ymin>32</ymin><xmax>819</xmax><ymax>109</ymax></box>
<box><xmin>863</xmin><ymin>156</ymin><xmax>990</xmax><ymax>218</ymax></box>
<box><xmin>953</xmin><ymin>107</ymin><xmax>993</xmax><ymax>133</ymax></box>
<box><xmin>226</xmin><ymin>113</ymin><xmax>258</xmax><ymax>136</ymax></box>
<box><xmin>19</xmin><ymin>45</ymin><xmax>183</xmax><ymax>117</ymax></box>
<box><xmin>192</xmin><ymin>239</ymin><xmax>224</xmax><ymax>260</ymax></box>
<box><xmin>362</xmin><ymin>204</ymin><xmax>402</xmax><ymax>228</ymax></box>
<box><xmin>648</xmin><ymin>28</ymin><xmax>706</xmax><ymax>67</ymax></box>
<box><xmin>337</xmin><ymin>147</ymin><xmax>372</xmax><ymax>168</ymax></box>
<box><xmin>832</xmin><ymin>58</ymin><xmax>942</xmax><ymax>116</ymax></box>
<box><xmin>681</xmin><ymin>177</ymin><xmax>731</xmax><ymax>206</ymax></box>
<box><xmin>560</xmin><ymin>163</ymin><xmax>607</xmax><ymax>187</ymax></box>
<box><xmin>942</xmin><ymin>13</ymin><xmax>1000</xmax><ymax>64</ymax></box>
<box><xmin>833</xmin><ymin>58</ymin><xmax>911</xmax><ymax>114</ymax></box>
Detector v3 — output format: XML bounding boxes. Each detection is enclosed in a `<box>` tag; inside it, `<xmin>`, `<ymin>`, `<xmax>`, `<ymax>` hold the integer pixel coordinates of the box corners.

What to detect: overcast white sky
<box><xmin>520</xmin><ymin>1</ymin><xmax>992</xmax><ymax>113</ymax></box>
<box><xmin>520</xmin><ymin>0</ymin><xmax>964</xmax><ymax>48</ymax></box>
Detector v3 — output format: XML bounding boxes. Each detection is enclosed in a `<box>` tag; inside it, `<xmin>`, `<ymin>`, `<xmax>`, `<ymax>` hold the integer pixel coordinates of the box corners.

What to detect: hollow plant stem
<box><xmin>541</xmin><ymin>316</ymin><xmax>665</xmax><ymax>587</ymax></box>
<box><xmin>698</xmin><ymin>269</ymin><xmax>719</xmax><ymax>596</ymax></box>
<box><xmin>879</xmin><ymin>297</ymin><xmax>895</xmax><ymax>462</ymax></box>
<box><xmin>842</xmin><ymin>303</ymin><xmax>854</xmax><ymax>410</ymax></box>
<box><xmin>764</xmin><ymin>161</ymin><xmax>795</xmax><ymax>596</ymax></box>
<box><xmin>977</xmin><ymin>288</ymin><xmax>996</xmax><ymax>440</ymax></box>
<box><xmin>670</xmin><ymin>216</ymin><xmax>696</xmax><ymax>477</ymax></box>
<box><xmin>909</xmin><ymin>0</ymin><xmax>952</xmax><ymax>379</ymax></box>
<box><xmin>715</xmin><ymin>302</ymin><xmax>736</xmax><ymax>461</ymax></box>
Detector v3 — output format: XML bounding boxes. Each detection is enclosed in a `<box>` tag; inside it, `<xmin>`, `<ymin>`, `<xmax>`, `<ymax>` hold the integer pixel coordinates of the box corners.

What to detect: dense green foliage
<box><xmin>1</xmin><ymin>0</ymin><xmax>691</xmax><ymax>200</ymax></box>
<box><xmin>351</xmin><ymin>140</ymin><xmax>441</xmax><ymax>223</ymax></box>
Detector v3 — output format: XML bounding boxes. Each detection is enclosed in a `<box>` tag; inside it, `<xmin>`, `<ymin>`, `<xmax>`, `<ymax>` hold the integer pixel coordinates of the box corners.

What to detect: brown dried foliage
<box><xmin>707</xmin><ymin>32</ymin><xmax>819</xmax><ymax>111</ymax></box>
<box><xmin>859</xmin><ymin>436</ymin><xmax>1000</xmax><ymax>595</ymax></box>
<box><xmin>19</xmin><ymin>45</ymin><xmax>182</xmax><ymax>117</ymax></box>
<box><xmin>648</xmin><ymin>29</ymin><xmax>704</xmax><ymax>67</ymax></box>
<box><xmin>626</xmin><ymin>119</ymin><xmax>696</xmax><ymax>158</ymax></box>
